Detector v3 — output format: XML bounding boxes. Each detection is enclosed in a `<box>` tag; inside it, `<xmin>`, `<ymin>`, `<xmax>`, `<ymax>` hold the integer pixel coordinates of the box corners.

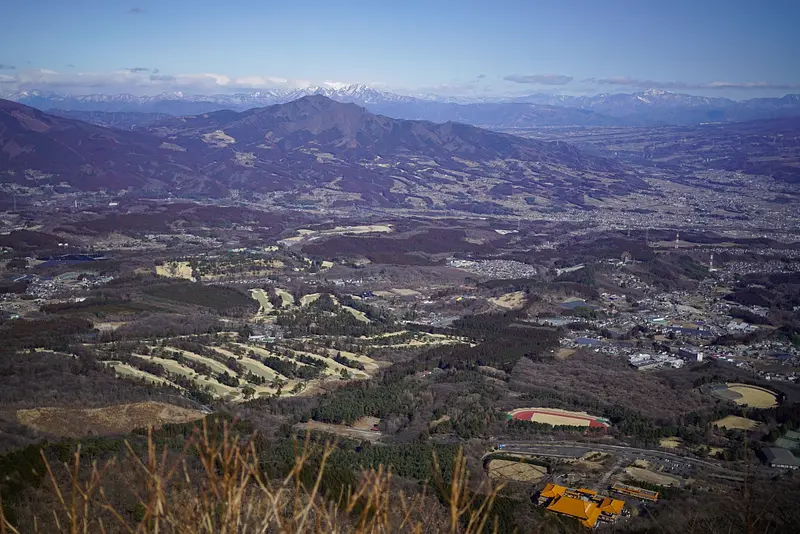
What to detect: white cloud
<box><xmin>586</xmin><ymin>77</ymin><xmax>800</xmax><ymax>91</ymax></box>
<box><xmin>0</xmin><ymin>68</ymin><xmax>318</xmax><ymax>95</ymax></box>
<box><xmin>504</xmin><ymin>74</ymin><xmax>574</xmax><ymax>85</ymax></box>
<box><xmin>5</xmin><ymin>68</ymin><xmax>797</xmax><ymax>98</ymax></box>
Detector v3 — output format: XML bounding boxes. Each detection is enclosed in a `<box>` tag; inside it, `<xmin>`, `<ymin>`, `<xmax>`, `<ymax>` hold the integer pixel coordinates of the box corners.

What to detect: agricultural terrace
<box><xmin>93</xmin><ymin>334</ymin><xmax>381</xmax><ymax>404</ymax></box>
<box><xmin>702</xmin><ymin>383</ymin><xmax>779</xmax><ymax>408</ymax></box>
<box><xmin>509</xmin><ymin>408</ymin><xmax>610</xmax><ymax>428</ymax></box>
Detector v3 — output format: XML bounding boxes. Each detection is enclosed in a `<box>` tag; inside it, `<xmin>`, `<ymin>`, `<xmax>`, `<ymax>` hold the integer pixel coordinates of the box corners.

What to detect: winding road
<box><xmin>494</xmin><ymin>440</ymin><xmax>749</xmax><ymax>482</ymax></box>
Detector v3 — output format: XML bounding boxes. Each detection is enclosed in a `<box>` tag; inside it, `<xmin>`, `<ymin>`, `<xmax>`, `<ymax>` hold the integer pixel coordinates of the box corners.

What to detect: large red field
<box><xmin>509</xmin><ymin>408</ymin><xmax>610</xmax><ymax>428</ymax></box>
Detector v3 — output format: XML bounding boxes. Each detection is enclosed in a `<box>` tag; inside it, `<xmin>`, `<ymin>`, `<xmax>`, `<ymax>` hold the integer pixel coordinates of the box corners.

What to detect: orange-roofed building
<box><xmin>538</xmin><ymin>484</ymin><xmax>625</xmax><ymax>528</ymax></box>
<box><xmin>546</xmin><ymin>496</ymin><xmax>602</xmax><ymax>528</ymax></box>
<box><xmin>540</xmin><ymin>483</ymin><xmax>567</xmax><ymax>499</ymax></box>
<box><xmin>598</xmin><ymin>497</ymin><xmax>625</xmax><ymax>518</ymax></box>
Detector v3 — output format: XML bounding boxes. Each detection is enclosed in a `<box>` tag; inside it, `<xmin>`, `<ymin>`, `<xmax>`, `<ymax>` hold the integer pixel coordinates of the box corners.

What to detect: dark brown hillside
<box><xmin>148</xmin><ymin>95</ymin><xmax>639</xmax><ymax>208</ymax></box>
<box><xmin>0</xmin><ymin>99</ymin><xmax>217</xmax><ymax>194</ymax></box>
<box><xmin>1</xmin><ymin>96</ymin><xmax>641</xmax><ymax>208</ymax></box>
<box><xmin>156</xmin><ymin>95</ymin><xmax>619</xmax><ymax>171</ymax></box>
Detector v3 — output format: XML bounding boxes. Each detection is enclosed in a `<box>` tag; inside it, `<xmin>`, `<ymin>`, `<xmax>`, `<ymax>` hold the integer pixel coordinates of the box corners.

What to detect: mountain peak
<box><xmin>286</xmin><ymin>93</ymin><xmax>360</xmax><ymax>110</ymax></box>
<box><xmin>643</xmin><ymin>88</ymin><xmax>671</xmax><ymax>97</ymax></box>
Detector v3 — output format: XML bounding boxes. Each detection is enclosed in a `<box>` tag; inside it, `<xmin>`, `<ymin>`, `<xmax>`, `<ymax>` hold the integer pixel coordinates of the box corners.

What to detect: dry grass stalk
<box><xmin>0</xmin><ymin>421</ymin><xmax>502</xmax><ymax>534</ymax></box>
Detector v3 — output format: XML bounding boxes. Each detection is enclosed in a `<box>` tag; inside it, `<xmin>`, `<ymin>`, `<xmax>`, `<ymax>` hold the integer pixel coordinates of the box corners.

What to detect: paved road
<box><xmin>495</xmin><ymin>440</ymin><xmax>748</xmax><ymax>480</ymax></box>
<box><xmin>596</xmin><ymin>457</ymin><xmax>627</xmax><ymax>490</ymax></box>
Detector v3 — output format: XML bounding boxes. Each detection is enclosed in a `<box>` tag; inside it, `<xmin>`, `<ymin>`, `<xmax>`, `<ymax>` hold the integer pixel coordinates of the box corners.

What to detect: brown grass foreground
<box><xmin>0</xmin><ymin>420</ymin><xmax>503</xmax><ymax>534</ymax></box>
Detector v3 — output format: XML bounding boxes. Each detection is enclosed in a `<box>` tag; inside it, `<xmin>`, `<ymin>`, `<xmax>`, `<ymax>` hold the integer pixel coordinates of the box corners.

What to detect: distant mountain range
<box><xmin>1</xmin><ymin>95</ymin><xmax>637</xmax><ymax>210</ymax></box>
<box><xmin>6</xmin><ymin>86</ymin><xmax>800</xmax><ymax>128</ymax></box>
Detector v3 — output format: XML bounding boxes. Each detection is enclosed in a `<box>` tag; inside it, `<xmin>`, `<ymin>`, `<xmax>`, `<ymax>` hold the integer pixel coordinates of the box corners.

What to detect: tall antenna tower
<box><xmin>675</xmin><ymin>232</ymin><xmax>680</xmax><ymax>249</ymax></box>
<box><xmin>709</xmin><ymin>253</ymin><xmax>715</xmax><ymax>272</ymax></box>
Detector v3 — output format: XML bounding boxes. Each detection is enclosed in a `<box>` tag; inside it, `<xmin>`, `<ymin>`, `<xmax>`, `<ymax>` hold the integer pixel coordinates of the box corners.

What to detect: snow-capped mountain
<box><xmin>310</xmin><ymin>83</ymin><xmax>421</xmax><ymax>104</ymax></box>
<box><xmin>5</xmin><ymin>86</ymin><xmax>800</xmax><ymax>127</ymax></box>
<box><xmin>504</xmin><ymin>89</ymin><xmax>736</xmax><ymax>109</ymax></box>
<box><xmin>4</xmin><ymin>84</ymin><xmax>424</xmax><ymax>113</ymax></box>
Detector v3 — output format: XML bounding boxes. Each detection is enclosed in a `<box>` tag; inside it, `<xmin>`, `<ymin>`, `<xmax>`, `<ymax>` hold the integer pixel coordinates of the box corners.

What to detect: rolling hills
<box><xmin>6</xmin><ymin>86</ymin><xmax>800</xmax><ymax>127</ymax></box>
<box><xmin>0</xmin><ymin>98</ymin><xmax>221</xmax><ymax>195</ymax></box>
<box><xmin>1</xmin><ymin>95</ymin><xmax>640</xmax><ymax>211</ymax></box>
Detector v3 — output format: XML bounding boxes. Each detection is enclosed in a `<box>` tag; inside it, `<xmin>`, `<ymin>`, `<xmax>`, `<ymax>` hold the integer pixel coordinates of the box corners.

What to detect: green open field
<box><xmin>160</xmin><ymin>348</ymin><xmax>232</xmax><ymax>375</ymax></box>
<box><xmin>104</xmin><ymin>361</ymin><xmax>176</xmax><ymax>387</ymax></box>
<box><xmin>237</xmin><ymin>356</ymin><xmax>285</xmax><ymax>381</ymax></box>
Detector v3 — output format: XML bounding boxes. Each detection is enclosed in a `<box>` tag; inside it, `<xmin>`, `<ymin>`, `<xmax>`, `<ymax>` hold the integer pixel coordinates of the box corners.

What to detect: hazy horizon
<box><xmin>2</xmin><ymin>0</ymin><xmax>799</xmax><ymax>99</ymax></box>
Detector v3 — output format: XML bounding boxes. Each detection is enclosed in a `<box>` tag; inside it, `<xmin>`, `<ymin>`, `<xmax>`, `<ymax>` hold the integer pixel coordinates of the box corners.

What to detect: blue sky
<box><xmin>1</xmin><ymin>0</ymin><xmax>799</xmax><ymax>98</ymax></box>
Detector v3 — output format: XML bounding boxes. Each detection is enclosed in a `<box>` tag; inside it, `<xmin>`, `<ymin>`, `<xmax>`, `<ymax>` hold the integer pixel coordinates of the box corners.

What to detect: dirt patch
<box><xmin>156</xmin><ymin>261</ymin><xmax>195</xmax><ymax>281</ymax></box>
<box><xmin>624</xmin><ymin>467</ymin><xmax>680</xmax><ymax>487</ymax></box>
<box><xmin>555</xmin><ymin>348</ymin><xmax>576</xmax><ymax>361</ymax></box>
<box><xmin>352</xmin><ymin>416</ymin><xmax>381</xmax><ymax>431</ymax></box>
<box><xmin>576</xmin><ymin>452</ymin><xmax>610</xmax><ymax>471</ymax></box>
<box><xmin>489</xmin><ymin>291</ymin><xmax>527</xmax><ymax>310</ymax></box>
<box><xmin>201</xmin><ymin>130</ymin><xmax>236</xmax><ymax>147</ymax></box>
<box><xmin>391</xmin><ymin>288</ymin><xmax>422</xmax><ymax>297</ymax></box>
<box><xmin>659</xmin><ymin>437</ymin><xmax>682</xmax><ymax>449</ymax></box>
<box><xmin>487</xmin><ymin>459</ymin><xmax>548</xmax><ymax>483</ymax></box>
<box><xmin>295</xmin><ymin>420</ymin><xmax>382</xmax><ymax>442</ymax></box>
<box><xmin>281</xmin><ymin>225</ymin><xmax>393</xmax><ymax>245</ymax></box>
<box><xmin>16</xmin><ymin>402</ymin><xmax>204</xmax><ymax>438</ymax></box>
<box><xmin>713</xmin><ymin>415</ymin><xmax>760</xmax><ymax>430</ymax></box>
<box><xmin>95</xmin><ymin>321</ymin><xmax>127</xmax><ymax>332</ymax></box>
